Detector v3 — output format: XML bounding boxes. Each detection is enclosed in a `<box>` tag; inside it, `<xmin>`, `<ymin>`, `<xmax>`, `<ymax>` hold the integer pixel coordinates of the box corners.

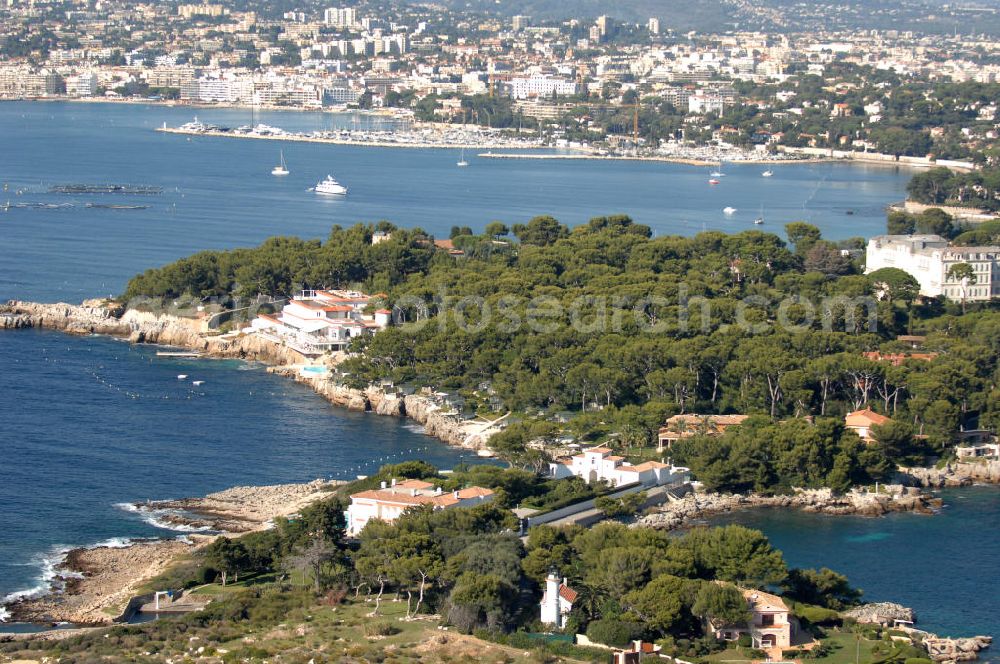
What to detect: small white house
<box><xmin>540</xmin><ymin>571</ymin><xmax>576</xmax><ymax>629</ymax></box>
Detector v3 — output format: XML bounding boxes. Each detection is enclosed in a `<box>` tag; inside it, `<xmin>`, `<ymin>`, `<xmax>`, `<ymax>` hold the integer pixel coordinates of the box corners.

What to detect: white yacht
<box><xmin>723</xmin><ymin>206</ymin><xmax>737</xmax><ymax>215</ymax></box>
<box><xmin>314</xmin><ymin>175</ymin><xmax>348</xmax><ymax>196</ymax></box>
<box><xmin>272</xmin><ymin>151</ymin><xmax>289</xmax><ymax>176</ymax></box>
<box><xmin>178</xmin><ymin>116</ymin><xmax>208</xmax><ymax>132</ymax></box>
<box><xmin>762</xmin><ymin>169</ymin><xmax>774</xmax><ymax>177</ymax></box>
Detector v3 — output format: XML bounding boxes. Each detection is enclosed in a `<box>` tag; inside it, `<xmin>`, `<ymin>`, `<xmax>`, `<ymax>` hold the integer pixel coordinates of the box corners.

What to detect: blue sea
<box><xmin>0</xmin><ymin>102</ymin><xmax>997</xmax><ymax>645</ymax></box>
<box><xmin>706</xmin><ymin>487</ymin><xmax>1000</xmax><ymax>641</ymax></box>
<box><xmin>0</xmin><ymin>329</ymin><xmax>486</xmax><ymax>618</ymax></box>
<box><xmin>0</xmin><ymin>101</ymin><xmax>909</xmax><ymax>303</ymax></box>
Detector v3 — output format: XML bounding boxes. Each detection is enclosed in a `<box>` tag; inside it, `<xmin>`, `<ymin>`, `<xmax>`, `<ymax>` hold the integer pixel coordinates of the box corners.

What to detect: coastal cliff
<box><xmin>269</xmin><ymin>366</ymin><xmax>496</xmax><ymax>449</ymax></box>
<box><xmin>0</xmin><ymin>299</ymin><xmax>306</xmax><ymax>366</ymax></box>
<box><xmin>1</xmin><ymin>300</ymin><xmax>495</xmax><ymax>451</ymax></box>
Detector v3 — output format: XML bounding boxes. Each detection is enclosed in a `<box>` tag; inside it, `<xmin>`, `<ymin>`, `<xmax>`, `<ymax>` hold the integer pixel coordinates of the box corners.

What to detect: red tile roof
<box><xmin>559</xmin><ymin>584</ymin><xmax>578</xmax><ymax>603</ymax></box>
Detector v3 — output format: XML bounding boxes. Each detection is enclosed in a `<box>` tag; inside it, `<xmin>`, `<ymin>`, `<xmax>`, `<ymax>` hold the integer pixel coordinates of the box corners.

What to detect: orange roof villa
<box><xmin>657</xmin><ymin>414</ymin><xmax>749</xmax><ymax>450</ymax></box>
<box><xmin>712</xmin><ymin>586</ymin><xmax>802</xmax><ymax>652</ymax></box>
<box><xmin>845</xmin><ymin>408</ymin><xmax>891</xmax><ymax>443</ymax></box>
<box><xmin>344</xmin><ymin>478</ymin><xmax>495</xmax><ymax>535</ymax></box>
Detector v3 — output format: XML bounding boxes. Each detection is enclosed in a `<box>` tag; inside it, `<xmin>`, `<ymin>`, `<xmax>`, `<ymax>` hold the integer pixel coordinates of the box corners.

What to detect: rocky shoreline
<box><xmin>2</xmin><ymin>479</ymin><xmax>343</xmax><ymax>626</ymax></box>
<box><xmin>134</xmin><ymin>479</ymin><xmax>341</xmax><ymax>533</ymax></box>
<box><xmin>842</xmin><ymin>603</ymin><xmax>992</xmax><ymax>664</ymax></box>
<box><xmin>900</xmin><ymin>460</ymin><xmax>1000</xmax><ymax>487</ymax></box>
<box><xmin>636</xmin><ymin>486</ymin><xmax>941</xmax><ymax>531</ymax></box>
<box><xmin>5</xmin><ymin>538</ymin><xmax>199</xmax><ymax>626</ymax></box>
<box><xmin>0</xmin><ymin>299</ymin><xmax>497</xmax><ymax>450</ymax></box>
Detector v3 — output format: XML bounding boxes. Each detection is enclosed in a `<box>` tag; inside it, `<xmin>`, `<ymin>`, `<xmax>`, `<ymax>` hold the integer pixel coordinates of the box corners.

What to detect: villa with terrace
<box><xmin>547</xmin><ymin>446</ymin><xmax>689</xmax><ymax>488</ymax></box>
<box><xmin>250</xmin><ymin>289</ymin><xmax>391</xmax><ymax>356</ymax></box>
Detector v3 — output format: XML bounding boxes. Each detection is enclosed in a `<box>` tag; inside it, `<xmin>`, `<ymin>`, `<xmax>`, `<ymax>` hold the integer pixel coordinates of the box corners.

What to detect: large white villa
<box><xmin>250</xmin><ymin>289</ymin><xmax>391</xmax><ymax>356</ymax></box>
<box><xmin>865</xmin><ymin>234</ymin><xmax>1000</xmax><ymax>302</ymax></box>
<box><xmin>548</xmin><ymin>446</ymin><xmax>689</xmax><ymax>488</ymax></box>
<box><xmin>344</xmin><ymin>478</ymin><xmax>496</xmax><ymax>536</ymax></box>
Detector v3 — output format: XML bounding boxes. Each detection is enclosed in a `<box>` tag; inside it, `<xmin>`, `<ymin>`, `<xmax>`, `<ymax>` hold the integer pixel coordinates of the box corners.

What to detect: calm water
<box><xmin>706</xmin><ymin>486</ymin><xmax>1000</xmax><ymax>641</ymax></box>
<box><xmin>0</xmin><ymin>101</ymin><xmax>910</xmax><ymax>303</ymax></box>
<box><xmin>0</xmin><ymin>329</ymin><xmax>485</xmax><ymax>617</ymax></box>
<box><xmin>0</xmin><ymin>102</ymin><xmax>994</xmax><ymax>643</ymax></box>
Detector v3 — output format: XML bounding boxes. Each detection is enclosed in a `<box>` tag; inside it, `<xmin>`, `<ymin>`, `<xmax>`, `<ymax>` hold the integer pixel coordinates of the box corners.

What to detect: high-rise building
<box><xmin>648</xmin><ymin>17</ymin><xmax>660</xmax><ymax>35</ymax></box>
<box><xmin>596</xmin><ymin>15</ymin><xmax>614</xmax><ymax>39</ymax></box>
<box><xmin>323</xmin><ymin>7</ymin><xmax>356</xmax><ymax>29</ymax></box>
<box><xmin>512</xmin><ymin>15</ymin><xmax>530</xmax><ymax>31</ymax></box>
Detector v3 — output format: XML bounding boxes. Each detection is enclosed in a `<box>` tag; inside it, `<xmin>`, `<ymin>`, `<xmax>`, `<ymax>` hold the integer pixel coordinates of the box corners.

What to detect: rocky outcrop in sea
<box><xmin>923</xmin><ymin>635</ymin><xmax>993</xmax><ymax>663</ymax></box>
<box><xmin>843</xmin><ymin>602</ymin><xmax>916</xmax><ymax>625</ymax></box>
<box><xmin>843</xmin><ymin>603</ymin><xmax>992</xmax><ymax>663</ymax></box>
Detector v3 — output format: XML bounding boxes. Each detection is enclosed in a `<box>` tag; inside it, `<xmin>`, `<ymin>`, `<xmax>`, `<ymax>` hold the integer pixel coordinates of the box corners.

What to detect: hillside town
<box><xmin>2</xmin><ymin>0</ymin><xmax>1000</xmax><ymax>161</ymax></box>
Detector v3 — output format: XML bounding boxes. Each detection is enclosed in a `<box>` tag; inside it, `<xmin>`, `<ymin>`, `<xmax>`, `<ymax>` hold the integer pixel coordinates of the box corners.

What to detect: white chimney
<box><xmin>453</xmin><ymin>490</ymin><xmax>459</xmax><ymax>499</ymax></box>
<box><xmin>391</xmin><ymin>478</ymin><xmax>397</xmax><ymax>487</ymax></box>
<box><xmin>380</xmin><ymin>481</ymin><xmax>387</xmax><ymax>489</ymax></box>
<box><xmin>411</xmin><ymin>488</ymin><xmax>418</xmax><ymax>497</ymax></box>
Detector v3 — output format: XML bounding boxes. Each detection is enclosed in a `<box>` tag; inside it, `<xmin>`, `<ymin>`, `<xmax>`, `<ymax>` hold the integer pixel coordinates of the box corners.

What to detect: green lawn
<box><xmin>699</xmin><ymin>630</ymin><xmax>891</xmax><ymax>664</ymax></box>
<box><xmin>809</xmin><ymin>631</ymin><xmax>879</xmax><ymax>664</ymax></box>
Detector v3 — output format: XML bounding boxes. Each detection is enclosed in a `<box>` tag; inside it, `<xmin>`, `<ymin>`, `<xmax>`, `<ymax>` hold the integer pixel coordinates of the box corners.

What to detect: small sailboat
<box><xmin>271</xmin><ymin>150</ymin><xmax>289</xmax><ymax>176</ymax></box>
<box><xmin>710</xmin><ymin>160</ymin><xmax>725</xmax><ymax>178</ymax></box>
<box><xmin>723</xmin><ymin>206</ymin><xmax>737</xmax><ymax>215</ymax></box>
<box><xmin>762</xmin><ymin>169</ymin><xmax>774</xmax><ymax>177</ymax></box>
<box><xmin>457</xmin><ymin>147</ymin><xmax>469</xmax><ymax>167</ymax></box>
<box><xmin>754</xmin><ymin>204</ymin><xmax>764</xmax><ymax>225</ymax></box>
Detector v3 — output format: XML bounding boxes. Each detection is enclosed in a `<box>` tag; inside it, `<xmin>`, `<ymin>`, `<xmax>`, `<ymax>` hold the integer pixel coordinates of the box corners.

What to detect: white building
<box><xmin>548</xmin><ymin>446</ymin><xmax>689</xmax><ymax>488</ymax></box>
<box><xmin>507</xmin><ymin>75</ymin><xmax>577</xmax><ymax>100</ymax></box>
<box><xmin>688</xmin><ymin>93</ymin><xmax>725</xmax><ymax>115</ymax></box>
<box><xmin>648</xmin><ymin>17</ymin><xmax>660</xmax><ymax>35</ymax></box>
<box><xmin>540</xmin><ymin>571</ymin><xmax>576</xmax><ymax>629</ymax></box>
<box><xmin>866</xmin><ymin>234</ymin><xmax>1000</xmax><ymax>302</ymax></box>
<box><xmin>250</xmin><ymin>289</ymin><xmax>390</xmax><ymax>356</ymax></box>
<box><xmin>66</xmin><ymin>72</ymin><xmax>98</xmax><ymax>97</ymax></box>
<box><xmin>344</xmin><ymin>478</ymin><xmax>495</xmax><ymax>535</ymax></box>
<box><xmin>324</xmin><ymin>6</ymin><xmax>356</xmax><ymax>28</ymax></box>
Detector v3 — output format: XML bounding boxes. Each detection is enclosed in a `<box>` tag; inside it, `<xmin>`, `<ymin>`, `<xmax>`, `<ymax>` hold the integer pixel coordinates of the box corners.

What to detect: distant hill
<box><xmin>403</xmin><ymin>0</ymin><xmax>1000</xmax><ymax>35</ymax></box>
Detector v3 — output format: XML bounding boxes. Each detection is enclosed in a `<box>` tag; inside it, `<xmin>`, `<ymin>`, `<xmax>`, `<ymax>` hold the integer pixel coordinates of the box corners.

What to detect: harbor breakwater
<box><xmin>0</xmin><ymin>300</ymin><xmax>495</xmax><ymax>451</ymax></box>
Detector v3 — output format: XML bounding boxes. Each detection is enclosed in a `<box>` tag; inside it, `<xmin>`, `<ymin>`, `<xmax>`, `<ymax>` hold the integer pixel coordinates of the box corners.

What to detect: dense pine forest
<box><xmin>124</xmin><ymin>215</ymin><xmax>1000</xmax><ymax>493</ymax></box>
